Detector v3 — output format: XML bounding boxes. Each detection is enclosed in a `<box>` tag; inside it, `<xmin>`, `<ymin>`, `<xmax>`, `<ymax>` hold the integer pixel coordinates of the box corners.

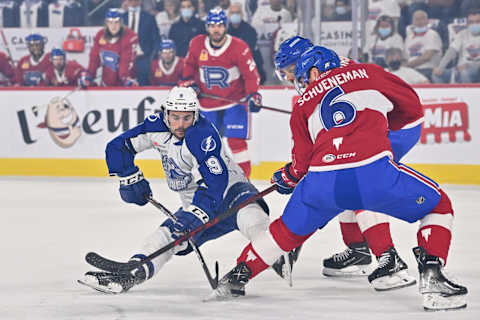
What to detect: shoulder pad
<box><xmin>143</xmin><ymin>113</ymin><xmax>169</xmax><ymax>133</ymax></box>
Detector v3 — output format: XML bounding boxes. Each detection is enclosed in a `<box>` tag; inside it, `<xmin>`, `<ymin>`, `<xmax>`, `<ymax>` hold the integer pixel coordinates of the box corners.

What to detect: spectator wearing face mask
<box><xmin>155</xmin><ymin>0</ymin><xmax>180</xmax><ymax>37</ymax></box>
<box><xmin>168</xmin><ymin>0</ymin><xmax>206</xmax><ymax>57</ymax></box>
<box><xmin>385</xmin><ymin>47</ymin><xmax>429</xmax><ymax>84</ymax></box>
<box><xmin>404</xmin><ymin>9</ymin><xmax>442</xmax><ymax>80</ymax></box>
<box><xmin>432</xmin><ymin>9</ymin><xmax>480</xmax><ymax>83</ymax></box>
<box><xmin>367</xmin><ymin>15</ymin><xmax>404</xmax><ymax>68</ymax></box>
<box><xmin>331</xmin><ymin>0</ymin><xmax>351</xmax><ymax>21</ymax></box>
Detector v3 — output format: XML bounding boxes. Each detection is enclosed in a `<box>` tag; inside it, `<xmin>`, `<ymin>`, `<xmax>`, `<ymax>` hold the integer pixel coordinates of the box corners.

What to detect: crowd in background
<box><xmin>0</xmin><ymin>0</ymin><xmax>480</xmax><ymax>87</ymax></box>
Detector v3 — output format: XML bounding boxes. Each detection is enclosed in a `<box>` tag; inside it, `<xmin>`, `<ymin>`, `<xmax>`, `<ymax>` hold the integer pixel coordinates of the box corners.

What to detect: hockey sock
<box><xmin>227</xmin><ymin>137</ymin><xmax>251</xmax><ymax>178</ymax></box>
<box><xmin>417</xmin><ymin>189</ymin><xmax>453</xmax><ymax>264</ymax></box>
<box><xmin>339</xmin><ymin>210</ymin><xmax>365</xmax><ymax>246</ymax></box>
<box><xmin>355</xmin><ymin>210</ymin><xmax>393</xmax><ymax>257</ymax></box>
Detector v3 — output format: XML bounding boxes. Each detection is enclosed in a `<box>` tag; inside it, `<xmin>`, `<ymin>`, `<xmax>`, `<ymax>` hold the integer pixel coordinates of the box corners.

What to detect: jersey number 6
<box><xmin>319</xmin><ymin>86</ymin><xmax>356</xmax><ymax>131</ymax></box>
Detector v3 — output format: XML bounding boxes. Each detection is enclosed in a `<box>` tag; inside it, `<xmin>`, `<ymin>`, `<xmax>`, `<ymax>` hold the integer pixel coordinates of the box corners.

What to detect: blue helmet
<box><xmin>105</xmin><ymin>8</ymin><xmax>123</xmax><ymax>21</ymax></box>
<box><xmin>50</xmin><ymin>48</ymin><xmax>66</xmax><ymax>59</ymax></box>
<box><xmin>159</xmin><ymin>39</ymin><xmax>176</xmax><ymax>52</ymax></box>
<box><xmin>274</xmin><ymin>36</ymin><xmax>313</xmax><ymax>70</ymax></box>
<box><xmin>206</xmin><ymin>7</ymin><xmax>227</xmax><ymax>25</ymax></box>
<box><xmin>25</xmin><ymin>33</ymin><xmax>45</xmax><ymax>44</ymax></box>
<box><xmin>294</xmin><ymin>46</ymin><xmax>341</xmax><ymax>85</ymax></box>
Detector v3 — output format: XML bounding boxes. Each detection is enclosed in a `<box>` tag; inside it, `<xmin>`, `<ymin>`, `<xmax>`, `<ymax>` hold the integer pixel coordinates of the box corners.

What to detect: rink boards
<box><xmin>0</xmin><ymin>85</ymin><xmax>479</xmax><ymax>184</ymax></box>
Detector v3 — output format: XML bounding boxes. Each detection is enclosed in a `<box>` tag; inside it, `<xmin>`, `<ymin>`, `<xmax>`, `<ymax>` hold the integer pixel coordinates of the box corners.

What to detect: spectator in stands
<box><xmin>15</xmin><ymin>33</ymin><xmax>50</xmax><ymax>86</ymax></box>
<box><xmin>367</xmin><ymin>15</ymin><xmax>404</xmax><ymax>68</ymax></box>
<box><xmin>83</xmin><ymin>8</ymin><xmax>138</xmax><ymax>87</ymax></box>
<box><xmin>0</xmin><ymin>50</ymin><xmax>15</xmax><ymax>86</ymax></box>
<box><xmin>332</xmin><ymin>0</ymin><xmax>351</xmax><ymax>21</ymax></box>
<box><xmin>228</xmin><ymin>1</ymin><xmax>266</xmax><ymax>83</ymax></box>
<box><xmin>122</xmin><ymin>0</ymin><xmax>160</xmax><ymax>86</ymax></box>
<box><xmin>251</xmin><ymin>0</ymin><xmax>292</xmax><ymax>41</ymax></box>
<box><xmin>87</xmin><ymin>0</ymin><xmax>122</xmax><ymax>26</ymax></box>
<box><xmin>404</xmin><ymin>9</ymin><xmax>442</xmax><ymax>80</ymax></box>
<box><xmin>459</xmin><ymin>0</ymin><xmax>480</xmax><ymax>17</ymax></box>
<box><xmin>0</xmin><ymin>1</ymin><xmax>20</xmax><ymax>27</ymax></box>
<box><xmin>385</xmin><ymin>47</ymin><xmax>430</xmax><ymax>84</ymax></box>
<box><xmin>155</xmin><ymin>0</ymin><xmax>179</xmax><ymax>37</ymax></box>
<box><xmin>168</xmin><ymin>0</ymin><xmax>205</xmax><ymax>57</ymax></box>
<box><xmin>48</xmin><ymin>0</ymin><xmax>87</xmax><ymax>27</ymax></box>
<box><xmin>150</xmin><ymin>39</ymin><xmax>183</xmax><ymax>85</ymax></box>
<box><xmin>432</xmin><ymin>9</ymin><xmax>480</xmax><ymax>83</ymax></box>
<box><xmin>45</xmin><ymin>48</ymin><xmax>86</xmax><ymax>86</ymax></box>
<box><xmin>19</xmin><ymin>0</ymin><xmax>48</xmax><ymax>28</ymax></box>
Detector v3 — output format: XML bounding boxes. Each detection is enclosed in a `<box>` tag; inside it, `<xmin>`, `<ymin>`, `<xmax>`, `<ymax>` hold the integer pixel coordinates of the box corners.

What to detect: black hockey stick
<box><xmin>147</xmin><ymin>196</ymin><xmax>219</xmax><ymax>289</ymax></box>
<box><xmin>86</xmin><ymin>185</ymin><xmax>277</xmax><ymax>274</ymax></box>
<box><xmin>199</xmin><ymin>92</ymin><xmax>292</xmax><ymax>114</ymax></box>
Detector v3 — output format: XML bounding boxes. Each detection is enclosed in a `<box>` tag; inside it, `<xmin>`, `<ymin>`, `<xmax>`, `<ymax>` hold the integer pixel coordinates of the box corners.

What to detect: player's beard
<box><xmin>209</xmin><ymin>30</ymin><xmax>227</xmax><ymax>46</ymax></box>
<box><xmin>172</xmin><ymin>128</ymin><xmax>185</xmax><ymax>139</ymax></box>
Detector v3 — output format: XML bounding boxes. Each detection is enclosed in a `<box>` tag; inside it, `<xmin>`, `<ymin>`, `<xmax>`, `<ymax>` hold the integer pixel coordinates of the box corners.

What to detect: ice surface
<box><xmin>0</xmin><ymin>177</ymin><xmax>478</xmax><ymax>319</ymax></box>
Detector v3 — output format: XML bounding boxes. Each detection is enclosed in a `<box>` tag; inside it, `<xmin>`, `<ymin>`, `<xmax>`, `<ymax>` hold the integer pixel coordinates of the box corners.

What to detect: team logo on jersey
<box><xmin>37</xmin><ymin>96</ymin><xmax>81</xmax><ymax>148</ymax></box>
<box><xmin>99</xmin><ymin>37</ymin><xmax>106</xmax><ymax>45</ymax></box>
<box><xmin>201</xmin><ymin>66</ymin><xmax>229</xmax><ymax>89</ymax></box>
<box><xmin>161</xmin><ymin>155</ymin><xmax>193</xmax><ymax>191</ymax></box>
<box><xmin>155</xmin><ymin>69</ymin><xmax>163</xmax><ymax>77</ymax></box>
<box><xmin>199</xmin><ymin>49</ymin><xmax>208</xmax><ymax>61</ymax></box>
<box><xmin>201</xmin><ymin>135</ymin><xmax>216</xmax><ymax>152</ymax></box>
<box><xmin>21</xmin><ymin>62</ymin><xmax>30</xmax><ymax>69</ymax></box>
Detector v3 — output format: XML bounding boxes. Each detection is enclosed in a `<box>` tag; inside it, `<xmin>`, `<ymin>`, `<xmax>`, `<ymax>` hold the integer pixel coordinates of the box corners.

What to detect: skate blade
<box><xmin>371</xmin><ymin>270</ymin><xmax>417</xmax><ymax>291</ymax></box>
<box><xmin>323</xmin><ymin>265</ymin><xmax>370</xmax><ymax>277</ymax></box>
<box><xmin>423</xmin><ymin>293</ymin><xmax>467</xmax><ymax>312</ymax></box>
<box><xmin>77</xmin><ymin>276</ymin><xmax>123</xmax><ymax>295</ymax></box>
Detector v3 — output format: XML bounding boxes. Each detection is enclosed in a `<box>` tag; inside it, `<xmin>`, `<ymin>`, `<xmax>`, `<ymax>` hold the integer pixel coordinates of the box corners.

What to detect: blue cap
<box><xmin>105</xmin><ymin>8</ymin><xmax>123</xmax><ymax>21</ymax></box>
<box><xmin>25</xmin><ymin>33</ymin><xmax>45</xmax><ymax>44</ymax></box>
<box><xmin>50</xmin><ymin>48</ymin><xmax>66</xmax><ymax>59</ymax></box>
<box><xmin>159</xmin><ymin>39</ymin><xmax>176</xmax><ymax>52</ymax></box>
<box><xmin>294</xmin><ymin>46</ymin><xmax>341</xmax><ymax>85</ymax></box>
<box><xmin>274</xmin><ymin>36</ymin><xmax>313</xmax><ymax>70</ymax></box>
<box><xmin>206</xmin><ymin>7</ymin><xmax>227</xmax><ymax>25</ymax></box>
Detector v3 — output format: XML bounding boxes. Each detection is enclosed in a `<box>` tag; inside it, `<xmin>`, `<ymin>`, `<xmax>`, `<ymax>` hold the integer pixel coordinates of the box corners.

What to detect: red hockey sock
<box><xmin>227</xmin><ymin>137</ymin><xmax>250</xmax><ymax>178</ymax></box>
<box><xmin>338</xmin><ymin>210</ymin><xmax>365</xmax><ymax>246</ymax></box>
<box><xmin>417</xmin><ymin>189</ymin><xmax>453</xmax><ymax>264</ymax></box>
<box><xmin>362</xmin><ymin>223</ymin><xmax>394</xmax><ymax>257</ymax></box>
<box><xmin>237</xmin><ymin>243</ymin><xmax>269</xmax><ymax>279</ymax></box>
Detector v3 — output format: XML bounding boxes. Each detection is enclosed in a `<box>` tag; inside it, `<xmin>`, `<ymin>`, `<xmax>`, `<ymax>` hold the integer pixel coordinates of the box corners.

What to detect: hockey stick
<box><xmin>147</xmin><ymin>196</ymin><xmax>219</xmax><ymax>289</ymax></box>
<box><xmin>0</xmin><ymin>28</ymin><xmax>14</xmax><ymax>62</ymax></box>
<box><xmin>199</xmin><ymin>92</ymin><xmax>292</xmax><ymax>114</ymax></box>
<box><xmin>86</xmin><ymin>185</ymin><xmax>277</xmax><ymax>273</ymax></box>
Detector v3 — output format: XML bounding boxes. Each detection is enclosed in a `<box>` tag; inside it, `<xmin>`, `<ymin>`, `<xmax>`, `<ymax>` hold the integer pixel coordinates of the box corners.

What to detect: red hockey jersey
<box><xmin>0</xmin><ymin>52</ymin><xmax>15</xmax><ymax>86</ymax></box>
<box><xmin>15</xmin><ymin>53</ymin><xmax>50</xmax><ymax>86</ymax></box>
<box><xmin>290</xmin><ymin>62</ymin><xmax>424</xmax><ymax>178</ymax></box>
<box><xmin>88</xmin><ymin>28</ymin><xmax>138</xmax><ymax>86</ymax></box>
<box><xmin>150</xmin><ymin>56</ymin><xmax>184</xmax><ymax>86</ymax></box>
<box><xmin>183</xmin><ymin>34</ymin><xmax>260</xmax><ymax>110</ymax></box>
<box><xmin>45</xmin><ymin>60</ymin><xmax>85</xmax><ymax>86</ymax></box>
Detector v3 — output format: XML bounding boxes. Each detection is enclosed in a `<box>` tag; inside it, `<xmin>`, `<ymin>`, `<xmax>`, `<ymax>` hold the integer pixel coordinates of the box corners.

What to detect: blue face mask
<box><xmin>378</xmin><ymin>27</ymin><xmax>392</xmax><ymax>38</ymax></box>
<box><xmin>181</xmin><ymin>7</ymin><xmax>193</xmax><ymax>19</ymax></box>
<box><xmin>230</xmin><ymin>13</ymin><xmax>242</xmax><ymax>25</ymax></box>
<box><xmin>413</xmin><ymin>26</ymin><xmax>428</xmax><ymax>34</ymax></box>
<box><xmin>469</xmin><ymin>23</ymin><xmax>480</xmax><ymax>34</ymax></box>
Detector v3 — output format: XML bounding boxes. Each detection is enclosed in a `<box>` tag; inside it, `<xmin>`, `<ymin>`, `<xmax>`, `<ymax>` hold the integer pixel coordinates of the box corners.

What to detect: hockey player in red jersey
<box><xmin>181</xmin><ymin>8</ymin><xmax>262</xmax><ymax>178</ymax></box>
<box><xmin>45</xmin><ymin>48</ymin><xmax>86</xmax><ymax>87</ymax></box>
<box><xmin>15</xmin><ymin>34</ymin><xmax>50</xmax><ymax>86</ymax></box>
<box><xmin>210</xmin><ymin>46</ymin><xmax>468</xmax><ymax>312</ymax></box>
<box><xmin>84</xmin><ymin>8</ymin><xmax>138</xmax><ymax>87</ymax></box>
<box><xmin>150</xmin><ymin>39</ymin><xmax>184</xmax><ymax>86</ymax></box>
<box><xmin>275</xmin><ymin>36</ymin><xmax>420</xmax><ymax>291</ymax></box>
<box><xmin>0</xmin><ymin>51</ymin><xmax>15</xmax><ymax>86</ymax></box>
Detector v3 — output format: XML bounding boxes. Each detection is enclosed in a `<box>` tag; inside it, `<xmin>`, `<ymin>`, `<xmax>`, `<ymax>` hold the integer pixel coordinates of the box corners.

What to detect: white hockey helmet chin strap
<box><xmin>162</xmin><ymin>86</ymin><xmax>200</xmax><ymax>128</ymax></box>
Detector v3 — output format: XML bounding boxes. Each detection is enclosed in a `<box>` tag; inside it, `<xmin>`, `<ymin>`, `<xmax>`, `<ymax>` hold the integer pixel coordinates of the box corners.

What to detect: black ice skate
<box><xmin>413</xmin><ymin>246</ymin><xmax>467</xmax><ymax>311</ymax></box>
<box><xmin>271</xmin><ymin>245</ymin><xmax>302</xmax><ymax>286</ymax></box>
<box><xmin>204</xmin><ymin>262</ymin><xmax>252</xmax><ymax>301</ymax></box>
<box><xmin>78</xmin><ymin>261</ymin><xmax>146</xmax><ymax>294</ymax></box>
<box><xmin>368</xmin><ymin>247</ymin><xmax>416</xmax><ymax>291</ymax></box>
<box><xmin>322</xmin><ymin>241</ymin><xmax>372</xmax><ymax>277</ymax></box>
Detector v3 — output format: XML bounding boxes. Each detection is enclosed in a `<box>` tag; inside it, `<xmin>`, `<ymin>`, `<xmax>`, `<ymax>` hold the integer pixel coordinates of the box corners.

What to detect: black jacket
<box><xmin>168</xmin><ymin>16</ymin><xmax>206</xmax><ymax>58</ymax></box>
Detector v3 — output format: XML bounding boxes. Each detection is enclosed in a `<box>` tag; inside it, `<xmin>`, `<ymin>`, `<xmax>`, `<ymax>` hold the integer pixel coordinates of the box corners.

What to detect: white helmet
<box><xmin>163</xmin><ymin>86</ymin><xmax>200</xmax><ymax>127</ymax></box>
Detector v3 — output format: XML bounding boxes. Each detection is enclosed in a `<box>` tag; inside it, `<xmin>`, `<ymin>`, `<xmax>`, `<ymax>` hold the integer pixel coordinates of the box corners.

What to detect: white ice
<box><xmin>0</xmin><ymin>177</ymin><xmax>478</xmax><ymax>320</ymax></box>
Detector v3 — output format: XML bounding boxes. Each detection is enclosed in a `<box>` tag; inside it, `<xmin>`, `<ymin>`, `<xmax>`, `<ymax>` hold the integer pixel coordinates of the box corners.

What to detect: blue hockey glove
<box><xmin>172</xmin><ymin>205</ymin><xmax>210</xmax><ymax>236</ymax></box>
<box><xmin>78</xmin><ymin>72</ymin><xmax>93</xmax><ymax>88</ymax></box>
<box><xmin>271</xmin><ymin>163</ymin><xmax>300</xmax><ymax>194</ymax></box>
<box><xmin>118</xmin><ymin>168</ymin><xmax>151</xmax><ymax>206</ymax></box>
<box><xmin>247</xmin><ymin>92</ymin><xmax>262</xmax><ymax>113</ymax></box>
<box><xmin>122</xmin><ymin>77</ymin><xmax>139</xmax><ymax>87</ymax></box>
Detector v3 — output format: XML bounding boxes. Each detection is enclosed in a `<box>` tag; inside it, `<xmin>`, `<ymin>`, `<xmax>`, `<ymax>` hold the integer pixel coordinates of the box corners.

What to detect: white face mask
<box><xmin>181</xmin><ymin>7</ymin><xmax>194</xmax><ymax>19</ymax></box>
<box><xmin>229</xmin><ymin>13</ymin><xmax>242</xmax><ymax>24</ymax></box>
<box><xmin>128</xmin><ymin>6</ymin><xmax>140</xmax><ymax>13</ymax></box>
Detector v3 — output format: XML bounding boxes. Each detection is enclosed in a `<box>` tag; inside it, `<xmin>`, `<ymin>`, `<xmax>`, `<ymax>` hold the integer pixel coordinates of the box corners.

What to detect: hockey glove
<box><xmin>118</xmin><ymin>168</ymin><xmax>151</xmax><ymax>206</ymax></box>
<box><xmin>271</xmin><ymin>163</ymin><xmax>300</xmax><ymax>195</ymax></box>
<box><xmin>122</xmin><ymin>77</ymin><xmax>139</xmax><ymax>87</ymax></box>
<box><xmin>172</xmin><ymin>205</ymin><xmax>210</xmax><ymax>236</ymax></box>
<box><xmin>78</xmin><ymin>72</ymin><xmax>93</xmax><ymax>88</ymax></box>
<box><xmin>246</xmin><ymin>92</ymin><xmax>262</xmax><ymax>113</ymax></box>
<box><xmin>178</xmin><ymin>79</ymin><xmax>200</xmax><ymax>96</ymax></box>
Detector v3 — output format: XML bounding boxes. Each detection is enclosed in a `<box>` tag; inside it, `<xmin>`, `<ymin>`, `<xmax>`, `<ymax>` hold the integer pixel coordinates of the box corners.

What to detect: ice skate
<box><xmin>368</xmin><ymin>247</ymin><xmax>416</xmax><ymax>291</ymax></box>
<box><xmin>78</xmin><ymin>262</ymin><xmax>146</xmax><ymax>294</ymax></box>
<box><xmin>271</xmin><ymin>245</ymin><xmax>302</xmax><ymax>286</ymax></box>
<box><xmin>204</xmin><ymin>262</ymin><xmax>252</xmax><ymax>302</ymax></box>
<box><xmin>322</xmin><ymin>241</ymin><xmax>372</xmax><ymax>277</ymax></box>
<box><xmin>413</xmin><ymin>246</ymin><xmax>467</xmax><ymax>311</ymax></box>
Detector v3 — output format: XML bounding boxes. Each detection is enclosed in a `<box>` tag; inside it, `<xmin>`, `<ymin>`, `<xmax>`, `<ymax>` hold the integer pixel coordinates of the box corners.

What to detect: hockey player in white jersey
<box><xmin>78</xmin><ymin>87</ymin><xmax>280</xmax><ymax>294</ymax></box>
